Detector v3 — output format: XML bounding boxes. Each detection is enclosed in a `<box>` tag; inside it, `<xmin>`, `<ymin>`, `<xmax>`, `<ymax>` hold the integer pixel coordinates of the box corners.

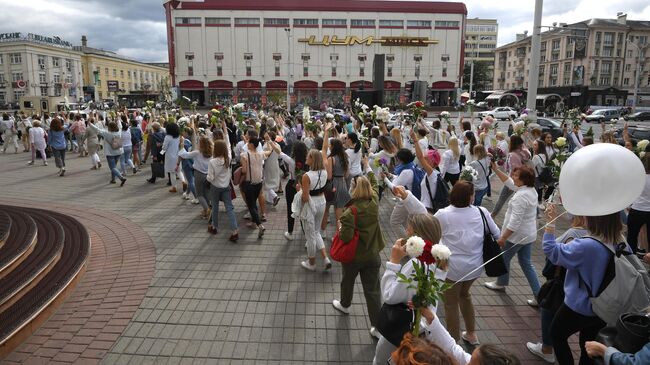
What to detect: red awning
<box><xmin>322</xmin><ymin>80</ymin><xmax>346</xmax><ymax>90</ymax></box>
<box><xmin>179</xmin><ymin>80</ymin><xmax>204</xmax><ymax>90</ymax></box>
<box><xmin>350</xmin><ymin>80</ymin><xmax>372</xmax><ymax>89</ymax></box>
<box><xmin>237</xmin><ymin>80</ymin><xmax>262</xmax><ymax>89</ymax></box>
<box><xmin>294</xmin><ymin>80</ymin><xmax>318</xmax><ymax>90</ymax></box>
<box><xmin>265</xmin><ymin>80</ymin><xmax>288</xmax><ymax>90</ymax></box>
<box><xmin>208</xmin><ymin>80</ymin><xmax>233</xmax><ymax>89</ymax></box>
<box><xmin>431</xmin><ymin>81</ymin><xmax>456</xmax><ymax>90</ymax></box>
<box><xmin>384</xmin><ymin>81</ymin><xmax>401</xmax><ymax>90</ymax></box>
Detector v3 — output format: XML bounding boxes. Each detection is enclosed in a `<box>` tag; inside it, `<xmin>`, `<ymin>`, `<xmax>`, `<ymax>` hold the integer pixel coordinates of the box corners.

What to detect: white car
<box><xmin>478</xmin><ymin>107</ymin><xmax>519</xmax><ymax>120</ymax></box>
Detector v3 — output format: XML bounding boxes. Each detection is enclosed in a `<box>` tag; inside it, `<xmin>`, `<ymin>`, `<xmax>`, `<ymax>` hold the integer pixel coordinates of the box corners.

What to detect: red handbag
<box><xmin>330</xmin><ymin>206</ymin><xmax>359</xmax><ymax>263</ymax></box>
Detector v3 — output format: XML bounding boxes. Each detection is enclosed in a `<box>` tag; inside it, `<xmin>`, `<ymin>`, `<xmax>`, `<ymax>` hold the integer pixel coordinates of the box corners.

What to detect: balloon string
<box><xmin>450</xmin><ymin>209</ymin><xmax>568</xmax><ymax>287</ymax></box>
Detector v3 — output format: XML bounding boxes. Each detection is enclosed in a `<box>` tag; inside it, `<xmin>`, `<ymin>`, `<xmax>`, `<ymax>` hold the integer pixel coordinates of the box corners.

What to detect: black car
<box><xmin>536</xmin><ymin>118</ymin><xmax>564</xmax><ymax>140</ymax></box>
<box><xmin>613</xmin><ymin>125</ymin><xmax>650</xmax><ymax>145</ymax></box>
<box><xmin>625</xmin><ymin>111</ymin><xmax>650</xmax><ymax>122</ymax></box>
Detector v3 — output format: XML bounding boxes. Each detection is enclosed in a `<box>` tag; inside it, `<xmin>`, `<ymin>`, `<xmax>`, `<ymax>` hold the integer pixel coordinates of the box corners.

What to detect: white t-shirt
<box><xmin>420</xmin><ymin>170</ymin><xmax>440</xmax><ymax>210</ymax></box>
<box><xmin>631</xmin><ymin>175</ymin><xmax>650</xmax><ymax>212</ymax></box>
<box><xmin>346</xmin><ymin>149</ymin><xmax>362</xmax><ymax>177</ymax></box>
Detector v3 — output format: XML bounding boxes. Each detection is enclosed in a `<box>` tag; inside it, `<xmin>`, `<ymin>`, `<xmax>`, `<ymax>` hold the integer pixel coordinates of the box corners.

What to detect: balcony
<box><xmin>515</xmin><ymin>76</ymin><xmax>525</xmax><ymax>81</ymax></box>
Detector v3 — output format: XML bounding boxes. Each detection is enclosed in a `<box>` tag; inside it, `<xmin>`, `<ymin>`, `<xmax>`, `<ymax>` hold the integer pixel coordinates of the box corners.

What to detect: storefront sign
<box><xmin>573</xmin><ymin>66</ymin><xmax>585</xmax><ymax>86</ymax></box>
<box><xmin>298</xmin><ymin>35</ymin><xmax>438</xmax><ymax>47</ymax></box>
<box><xmin>0</xmin><ymin>32</ymin><xmax>21</xmax><ymax>41</ymax></box>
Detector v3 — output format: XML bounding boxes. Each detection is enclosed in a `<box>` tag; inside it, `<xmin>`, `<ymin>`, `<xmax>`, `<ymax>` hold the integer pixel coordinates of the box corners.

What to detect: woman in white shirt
<box><xmin>463</xmin><ymin>131</ymin><xmax>478</xmax><ymax>165</ymax></box>
<box><xmin>485</xmin><ymin>163</ymin><xmax>541</xmax><ymax>304</ymax></box>
<box><xmin>299</xmin><ymin>149</ymin><xmax>332</xmax><ymax>271</ymax></box>
<box><xmin>207</xmin><ymin>140</ymin><xmax>238</xmax><ymax>242</ymax></box>
<box><xmin>440</xmin><ymin>137</ymin><xmax>461</xmax><ymax>185</ymax></box>
<box><xmin>27</xmin><ymin>120</ymin><xmax>47</xmax><ymax>165</ymax></box>
<box><xmin>434</xmin><ymin>181</ymin><xmax>500</xmax><ymax>344</ymax></box>
<box><xmin>179</xmin><ymin>136</ymin><xmax>213</xmax><ymax>218</ymax></box>
<box><xmin>119</xmin><ymin>120</ymin><xmax>136</xmax><ymax>175</ymax></box>
<box><xmin>626</xmin><ymin>154</ymin><xmax>650</xmax><ymax>253</ymax></box>
<box><xmin>345</xmin><ymin>132</ymin><xmax>363</xmax><ymax>180</ymax></box>
<box><xmin>373</xmin><ymin>213</ymin><xmax>448</xmax><ymax>365</ymax></box>
<box><xmin>411</xmin><ymin>129</ymin><xmax>442</xmax><ymax>213</ymax></box>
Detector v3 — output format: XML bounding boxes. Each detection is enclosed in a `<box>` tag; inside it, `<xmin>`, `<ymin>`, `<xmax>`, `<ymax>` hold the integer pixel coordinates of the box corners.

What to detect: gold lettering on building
<box><xmin>298</xmin><ymin>36</ymin><xmax>438</xmax><ymax>47</ymax></box>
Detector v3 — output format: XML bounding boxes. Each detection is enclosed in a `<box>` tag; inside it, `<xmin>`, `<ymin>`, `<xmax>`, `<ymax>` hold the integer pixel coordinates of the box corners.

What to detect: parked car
<box><xmin>536</xmin><ymin>117</ymin><xmax>565</xmax><ymax>140</ymax></box>
<box><xmin>475</xmin><ymin>101</ymin><xmax>490</xmax><ymax>110</ymax></box>
<box><xmin>613</xmin><ymin>125</ymin><xmax>650</xmax><ymax>145</ymax></box>
<box><xmin>477</xmin><ymin>107</ymin><xmax>518</xmax><ymax>120</ymax></box>
<box><xmin>624</xmin><ymin>111</ymin><xmax>650</xmax><ymax>122</ymax></box>
<box><xmin>585</xmin><ymin>108</ymin><xmax>620</xmax><ymax>123</ymax></box>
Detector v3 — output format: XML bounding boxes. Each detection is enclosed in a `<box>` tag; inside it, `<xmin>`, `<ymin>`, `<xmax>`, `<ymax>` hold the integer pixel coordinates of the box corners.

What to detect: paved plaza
<box><xmin>0</xmin><ymin>150</ymin><xmax>576</xmax><ymax>364</ymax></box>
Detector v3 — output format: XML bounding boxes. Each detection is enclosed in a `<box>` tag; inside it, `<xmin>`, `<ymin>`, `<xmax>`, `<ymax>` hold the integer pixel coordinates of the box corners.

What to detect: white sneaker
<box><xmin>191</xmin><ymin>199</ymin><xmax>199</xmax><ymax>204</ymax></box>
<box><xmin>284</xmin><ymin>232</ymin><xmax>293</xmax><ymax>241</ymax></box>
<box><xmin>370</xmin><ymin>327</ymin><xmax>380</xmax><ymax>339</ymax></box>
<box><xmin>332</xmin><ymin>299</ymin><xmax>350</xmax><ymax>314</ymax></box>
<box><xmin>484</xmin><ymin>281</ymin><xmax>506</xmax><ymax>291</ymax></box>
<box><xmin>244</xmin><ymin>212</ymin><xmax>251</xmax><ymax>219</ymax></box>
<box><xmin>526</xmin><ymin>342</ymin><xmax>556</xmax><ymax>363</ymax></box>
<box><xmin>324</xmin><ymin>258</ymin><xmax>332</xmax><ymax>271</ymax></box>
<box><xmin>182</xmin><ymin>192</ymin><xmax>187</xmax><ymax>199</ymax></box>
<box><xmin>27</xmin><ymin>161</ymin><xmax>34</xmax><ymax>165</ymax></box>
<box><xmin>527</xmin><ymin>299</ymin><xmax>539</xmax><ymax>307</ymax></box>
<box><xmin>301</xmin><ymin>260</ymin><xmax>316</xmax><ymax>271</ymax></box>
<box><xmin>184</xmin><ymin>194</ymin><xmax>191</xmax><ymax>200</ymax></box>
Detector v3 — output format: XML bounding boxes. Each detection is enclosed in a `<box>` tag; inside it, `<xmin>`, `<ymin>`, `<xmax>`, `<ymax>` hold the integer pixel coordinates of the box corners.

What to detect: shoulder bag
<box><xmin>478</xmin><ymin>207</ymin><xmax>508</xmax><ymax>277</ymax></box>
<box><xmin>330</xmin><ymin>206</ymin><xmax>359</xmax><ymax>263</ymax></box>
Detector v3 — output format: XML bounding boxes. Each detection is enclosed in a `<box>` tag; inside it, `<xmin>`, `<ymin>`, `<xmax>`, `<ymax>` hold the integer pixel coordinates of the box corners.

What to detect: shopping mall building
<box><xmin>163</xmin><ymin>0</ymin><xmax>467</xmax><ymax>108</ymax></box>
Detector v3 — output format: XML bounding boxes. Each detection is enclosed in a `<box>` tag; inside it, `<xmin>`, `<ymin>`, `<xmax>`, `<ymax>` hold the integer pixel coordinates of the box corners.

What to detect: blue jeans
<box><xmin>210</xmin><ymin>185</ymin><xmax>238</xmax><ymax>232</ymax></box>
<box><xmin>474</xmin><ymin>187</ymin><xmax>489</xmax><ymax>206</ymax></box>
<box><xmin>182</xmin><ymin>165</ymin><xmax>196</xmax><ymax>198</ymax></box>
<box><xmin>496</xmin><ymin>241</ymin><xmax>541</xmax><ymax>296</ymax></box>
<box><xmin>120</xmin><ymin>145</ymin><xmax>134</xmax><ymax>173</ymax></box>
<box><xmin>541</xmin><ymin>308</ymin><xmax>554</xmax><ymax>347</ymax></box>
<box><xmin>106</xmin><ymin>155</ymin><xmax>123</xmax><ymax>181</ymax></box>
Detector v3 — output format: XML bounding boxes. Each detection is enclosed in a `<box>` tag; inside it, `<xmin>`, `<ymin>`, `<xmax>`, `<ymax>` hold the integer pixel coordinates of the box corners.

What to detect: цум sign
<box><xmin>298</xmin><ymin>35</ymin><xmax>438</xmax><ymax>47</ymax></box>
<box><xmin>107</xmin><ymin>80</ymin><xmax>119</xmax><ymax>92</ymax></box>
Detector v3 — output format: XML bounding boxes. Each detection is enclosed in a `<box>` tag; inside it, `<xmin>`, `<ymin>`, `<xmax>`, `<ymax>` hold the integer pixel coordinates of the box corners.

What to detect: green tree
<box><xmin>462</xmin><ymin>61</ymin><xmax>492</xmax><ymax>92</ymax></box>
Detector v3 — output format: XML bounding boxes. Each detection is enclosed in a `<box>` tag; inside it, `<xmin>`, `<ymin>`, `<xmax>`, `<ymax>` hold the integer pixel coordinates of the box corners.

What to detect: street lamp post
<box><xmin>284</xmin><ymin>28</ymin><xmax>292</xmax><ymax>112</ymax></box>
<box><xmin>526</xmin><ymin>0</ymin><xmax>544</xmax><ymax>118</ymax></box>
<box><xmin>628</xmin><ymin>40</ymin><xmax>649</xmax><ymax>113</ymax></box>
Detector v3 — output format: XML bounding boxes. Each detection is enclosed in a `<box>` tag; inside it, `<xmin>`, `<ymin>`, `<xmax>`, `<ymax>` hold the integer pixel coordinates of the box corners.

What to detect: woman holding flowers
<box><xmin>440</xmin><ymin>137</ymin><xmax>462</xmax><ymax>186</ymax></box>
<box><xmin>179</xmin><ymin>136</ymin><xmax>213</xmax><ymax>217</ymax></box>
<box><xmin>330</xmin><ymin>160</ymin><xmax>384</xmax><ymax>343</ymax></box>
<box><xmin>469</xmin><ymin>145</ymin><xmax>491</xmax><ymax>206</ymax></box>
<box><xmin>435</xmin><ymin>180</ymin><xmax>500</xmax><ymax>343</ymax></box>
<box><xmin>298</xmin><ymin>149</ymin><xmax>332</xmax><ymax>271</ymax></box>
<box><xmin>372</xmin><ymin>212</ymin><xmax>449</xmax><ymax>365</ymax></box>
<box><xmin>161</xmin><ymin>122</ymin><xmax>181</xmax><ymax>191</ymax></box>
<box><xmin>321</xmin><ymin>125</ymin><xmax>351</xmax><ymax>236</ymax></box>
<box><xmin>206</xmin><ymin>140</ymin><xmax>239</xmax><ymax>242</ymax></box>
<box><xmin>240</xmin><ymin>134</ymin><xmax>269</xmax><ymax>238</ymax></box>
<box><xmin>485</xmin><ymin>163</ymin><xmax>540</xmax><ymax>303</ymax></box>
<box><xmin>280</xmin><ymin>141</ymin><xmax>308</xmax><ymax>241</ymax></box>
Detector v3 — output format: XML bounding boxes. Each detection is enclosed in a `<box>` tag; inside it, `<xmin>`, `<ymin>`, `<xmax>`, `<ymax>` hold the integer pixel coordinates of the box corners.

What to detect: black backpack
<box><xmin>425</xmin><ymin>173</ymin><xmax>450</xmax><ymax>214</ymax></box>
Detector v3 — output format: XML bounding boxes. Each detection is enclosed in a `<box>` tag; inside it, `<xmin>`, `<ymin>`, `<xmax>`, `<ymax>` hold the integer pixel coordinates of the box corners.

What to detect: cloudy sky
<box><xmin>0</xmin><ymin>0</ymin><xmax>649</xmax><ymax>63</ymax></box>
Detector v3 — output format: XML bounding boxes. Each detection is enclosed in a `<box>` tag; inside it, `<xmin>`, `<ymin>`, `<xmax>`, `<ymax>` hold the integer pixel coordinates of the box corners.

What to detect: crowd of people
<box><xmin>1</xmin><ymin>103</ymin><xmax>650</xmax><ymax>365</ymax></box>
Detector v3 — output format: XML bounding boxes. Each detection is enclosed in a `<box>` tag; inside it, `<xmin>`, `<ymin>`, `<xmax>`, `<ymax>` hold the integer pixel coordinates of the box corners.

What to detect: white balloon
<box><xmin>559</xmin><ymin>143</ymin><xmax>645</xmax><ymax>216</ymax></box>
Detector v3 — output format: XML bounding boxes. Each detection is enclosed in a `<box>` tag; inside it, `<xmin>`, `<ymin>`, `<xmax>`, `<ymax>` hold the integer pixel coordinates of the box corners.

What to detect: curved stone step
<box><xmin>0</xmin><ymin>211</ymin><xmax>10</xmax><ymax>248</ymax></box>
<box><xmin>0</xmin><ymin>209</ymin><xmax>64</xmax><ymax>312</ymax></box>
<box><xmin>0</xmin><ymin>206</ymin><xmax>90</xmax><ymax>353</ymax></box>
<box><xmin>0</xmin><ymin>210</ymin><xmax>37</xmax><ymax>278</ymax></box>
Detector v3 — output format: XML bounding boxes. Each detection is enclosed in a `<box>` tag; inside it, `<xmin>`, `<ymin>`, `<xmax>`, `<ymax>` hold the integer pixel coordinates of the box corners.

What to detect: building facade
<box><xmin>163</xmin><ymin>0</ymin><xmax>467</xmax><ymax>108</ymax></box>
<box><xmin>493</xmin><ymin>14</ymin><xmax>650</xmax><ymax>109</ymax></box>
<box><xmin>76</xmin><ymin>36</ymin><xmax>170</xmax><ymax>103</ymax></box>
<box><xmin>0</xmin><ymin>32</ymin><xmax>83</xmax><ymax>106</ymax></box>
<box><xmin>465</xmin><ymin>18</ymin><xmax>498</xmax><ymax>91</ymax></box>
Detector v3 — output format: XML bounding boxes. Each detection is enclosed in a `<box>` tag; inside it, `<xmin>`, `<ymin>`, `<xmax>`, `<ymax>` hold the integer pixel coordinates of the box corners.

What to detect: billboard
<box><xmin>107</xmin><ymin>80</ymin><xmax>119</xmax><ymax>92</ymax></box>
<box><xmin>574</xmin><ymin>39</ymin><xmax>587</xmax><ymax>59</ymax></box>
<box><xmin>573</xmin><ymin>66</ymin><xmax>585</xmax><ymax>86</ymax></box>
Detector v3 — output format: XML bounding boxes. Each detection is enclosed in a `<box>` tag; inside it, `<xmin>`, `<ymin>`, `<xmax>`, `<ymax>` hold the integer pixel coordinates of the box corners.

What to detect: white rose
<box><xmin>555</xmin><ymin>137</ymin><xmax>567</xmax><ymax>147</ymax></box>
<box><xmin>326</xmin><ymin>113</ymin><xmax>334</xmax><ymax>119</ymax></box>
<box><xmin>405</xmin><ymin>236</ymin><xmax>425</xmax><ymax>258</ymax></box>
<box><xmin>430</xmin><ymin>244</ymin><xmax>452</xmax><ymax>260</ymax></box>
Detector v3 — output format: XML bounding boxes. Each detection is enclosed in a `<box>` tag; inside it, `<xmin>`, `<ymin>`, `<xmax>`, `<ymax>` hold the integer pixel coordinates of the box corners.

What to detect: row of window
<box><xmin>0</xmin><ymin>54</ymin><xmax>74</xmax><ymax>70</ymax></box>
<box><xmin>176</xmin><ymin>17</ymin><xmax>458</xmax><ymax>28</ymax></box>
<box><xmin>94</xmin><ymin>67</ymin><xmax>161</xmax><ymax>82</ymax></box>
<box><xmin>465</xmin><ymin>25</ymin><xmax>498</xmax><ymax>34</ymax></box>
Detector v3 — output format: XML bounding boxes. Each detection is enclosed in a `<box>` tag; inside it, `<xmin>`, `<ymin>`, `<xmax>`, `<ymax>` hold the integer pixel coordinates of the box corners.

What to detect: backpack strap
<box><xmin>425</xmin><ymin>173</ymin><xmax>435</xmax><ymax>207</ymax></box>
<box><xmin>477</xmin><ymin>207</ymin><xmax>491</xmax><ymax>237</ymax></box>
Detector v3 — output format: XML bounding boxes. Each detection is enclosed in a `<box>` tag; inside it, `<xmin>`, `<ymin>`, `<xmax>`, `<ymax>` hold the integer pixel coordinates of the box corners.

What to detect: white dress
<box><xmin>162</xmin><ymin>135</ymin><xmax>180</xmax><ymax>174</ymax></box>
<box><xmin>263</xmin><ymin>144</ymin><xmax>280</xmax><ymax>192</ymax></box>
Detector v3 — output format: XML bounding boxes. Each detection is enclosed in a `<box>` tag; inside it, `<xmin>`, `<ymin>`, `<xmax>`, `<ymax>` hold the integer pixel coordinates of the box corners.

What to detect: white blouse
<box><xmin>439</xmin><ymin>149</ymin><xmax>461</xmax><ymax>176</ymax></box>
<box><xmin>502</xmin><ymin>178</ymin><xmax>539</xmax><ymax>244</ymax></box>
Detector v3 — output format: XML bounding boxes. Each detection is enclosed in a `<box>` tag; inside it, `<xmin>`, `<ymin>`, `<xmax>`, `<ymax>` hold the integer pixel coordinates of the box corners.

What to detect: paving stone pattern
<box><xmin>0</xmin><ymin>151</ymin><xmax>579</xmax><ymax>364</ymax></box>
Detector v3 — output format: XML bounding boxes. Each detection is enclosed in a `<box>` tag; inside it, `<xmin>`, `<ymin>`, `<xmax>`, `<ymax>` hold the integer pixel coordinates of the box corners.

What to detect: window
<box><xmin>127</xmin><ymin>70</ymin><xmax>131</xmax><ymax>79</ymax></box>
<box><xmin>37</xmin><ymin>55</ymin><xmax>46</xmax><ymax>69</ymax></box>
<box><xmin>264</xmin><ymin>18</ymin><xmax>289</xmax><ymax>26</ymax></box>
<box><xmin>625</xmin><ymin>64</ymin><xmax>631</xmax><ymax>72</ymax></box>
<box><xmin>600</xmin><ymin>76</ymin><xmax>610</xmax><ymax>86</ymax></box>
<box><xmin>54</xmin><ymin>85</ymin><xmax>62</xmax><ymax>97</ymax></box>
<box><xmin>14</xmin><ymin>90</ymin><xmax>25</xmax><ymax>100</ymax></box>
<box><xmin>39</xmin><ymin>72</ymin><xmax>46</xmax><ymax>84</ymax></box>
<box><xmin>113</xmin><ymin>69</ymin><xmax>117</xmax><ymax>77</ymax></box>
<box><xmin>187</xmin><ymin>65</ymin><xmax>193</xmax><ymax>76</ymax></box>
<box><xmin>601</xmin><ymin>62</ymin><xmax>611</xmax><ymax>75</ymax></box>
<box><xmin>322</xmin><ymin>19</ymin><xmax>346</xmax><ymax>27</ymax></box>
<box><xmin>65</xmin><ymin>59</ymin><xmax>72</xmax><ymax>71</ymax></box>
<box><xmin>540</xmin><ymin>41</ymin><xmax>547</xmax><ymax>51</ymax></box>
<box><xmin>246</xmin><ymin>65</ymin><xmax>251</xmax><ymax>77</ymax></box>
<box><xmin>564</xmin><ymin>62</ymin><xmax>571</xmax><ymax>73</ymax></box>
<box><xmin>0</xmin><ymin>55</ymin><xmax>2</xmax><ymax>65</ymax></box>
<box><xmin>205</xmin><ymin>17</ymin><xmax>230</xmax><ymax>26</ymax></box>
<box><xmin>465</xmin><ymin>24</ymin><xmax>498</xmax><ymax>33</ymax></box>
<box><xmin>379</xmin><ymin>20</ymin><xmax>403</xmax><ymax>28</ymax></box>
<box><xmin>12</xmin><ymin>72</ymin><xmax>23</xmax><ymax>82</ymax></box>
<box><xmin>121</xmin><ymin>82</ymin><xmax>125</xmax><ymax>88</ymax></box>
<box><xmin>595</xmin><ymin>32</ymin><xmax>601</xmax><ymax>43</ymax></box>
<box><xmin>303</xmin><ymin>66</ymin><xmax>309</xmax><ymax>77</ymax></box>
<box><xmin>387</xmin><ymin>65</ymin><xmax>392</xmax><ymax>77</ymax></box>
<box><xmin>244</xmin><ymin>53</ymin><xmax>253</xmax><ymax>61</ymax></box>
<box><xmin>175</xmin><ymin>17</ymin><xmax>200</xmax><ymax>25</ymax></box>
<box><xmin>407</xmin><ymin>20</ymin><xmax>432</xmax><ymax>28</ymax></box>
<box><xmin>235</xmin><ymin>18</ymin><xmax>260</xmax><ymax>26</ymax></box>
<box><xmin>563</xmin><ymin>76</ymin><xmax>571</xmax><ymax>86</ymax></box>
<box><xmin>435</xmin><ymin>21</ymin><xmax>459</xmax><ymax>28</ymax></box>
<box><xmin>10</xmin><ymin>53</ymin><xmax>21</xmax><ymax>64</ymax></box>
<box><xmin>628</xmin><ymin>50</ymin><xmax>633</xmax><ymax>58</ymax></box>
<box><xmin>552</xmin><ymin>39</ymin><xmax>560</xmax><ymax>50</ymax></box>
<box><xmin>603</xmin><ymin>32</ymin><xmax>614</xmax><ymax>45</ymax></box>
<box><xmin>275</xmin><ymin>65</ymin><xmax>281</xmax><ymax>77</ymax></box>
<box><xmin>0</xmin><ymin>74</ymin><xmax>5</xmax><ymax>83</ymax></box>
<box><xmin>52</xmin><ymin>57</ymin><xmax>60</xmax><ymax>67</ymax></box>
<box><xmin>615</xmin><ymin>61</ymin><xmax>621</xmax><ymax>72</ymax></box>
<box><xmin>120</xmin><ymin>70</ymin><xmax>124</xmax><ymax>78</ymax></box>
<box><xmin>294</xmin><ymin>19</ymin><xmax>318</xmax><ymax>26</ymax></box>
<box><xmin>602</xmin><ymin>47</ymin><xmax>613</xmax><ymax>57</ymax></box>
<box><xmin>0</xmin><ymin>92</ymin><xmax>5</xmax><ymax>104</ymax></box>
<box><xmin>359</xmin><ymin>67</ymin><xmax>365</xmax><ymax>77</ymax></box>
<box><xmin>566</xmin><ymin>50</ymin><xmax>573</xmax><ymax>58</ymax></box>
<box><xmin>105</xmin><ymin>68</ymin><xmax>109</xmax><ymax>76</ymax></box>
<box><xmin>351</xmin><ymin>19</ymin><xmax>375</xmax><ymax>28</ymax></box>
